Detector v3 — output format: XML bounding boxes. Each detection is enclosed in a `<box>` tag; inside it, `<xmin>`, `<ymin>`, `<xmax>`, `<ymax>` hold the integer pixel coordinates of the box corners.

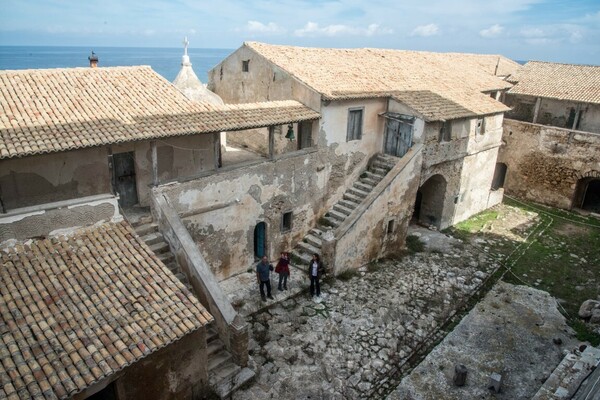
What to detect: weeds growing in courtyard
<box><xmin>406</xmin><ymin>235</ymin><xmax>425</xmax><ymax>253</ymax></box>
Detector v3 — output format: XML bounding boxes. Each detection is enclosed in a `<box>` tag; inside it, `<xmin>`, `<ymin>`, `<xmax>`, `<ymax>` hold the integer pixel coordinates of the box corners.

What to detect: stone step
<box><xmin>327</xmin><ymin>209</ymin><xmax>347</xmax><ymax>222</ymax></box>
<box><xmin>207</xmin><ymin>338</ymin><xmax>225</xmax><ymax>357</ymax></box>
<box><xmin>207</xmin><ymin>327</ymin><xmax>219</xmax><ymax>343</ymax></box>
<box><xmin>297</xmin><ymin>241</ymin><xmax>320</xmax><ymax>256</ymax></box>
<box><xmin>140</xmin><ymin>231</ymin><xmax>164</xmax><ymax>246</ymax></box>
<box><xmin>354</xmin><ymin>181</ymin><xmax>374</xmax><ymax>192</ymax></box>
<box><xmin>375</xmin><ymin>156</ymin><xmax>397</xmax><ymax>169</ymax></box>
<box><xmin>372</xmin><ymin>160</ymin><xmax>393</xmax><ymax>172</ymax></box>
<box><xmin>149</xmin><ymin>241</ymin><xmax>170</xmax><ymax>254</ymax></box>
<box><xmin>319</xmin><ymin>216</ymin><xmax>340</xmax><ymax>229</ymax></box>
<box><xmin>210</xmin><ymin>366</ymin><xmax>255</xmax><ymax>399</ymax></box>
<box><xmin>333</xmin><ymin>203</ymin><xmax>353</xmax><ymax>216</ymax></box>
<box><xmin>129</xmin><ymin>214</ymin><xmax>154</xmax><ymax>228</ymax></box>
<box><xmin>304</xmin><ymin>233</ymin><xmax>322</xmax><ymax>248</ymax></box>
<box><xmin>310</xmin><ymin>228</ymin><xmax>325</xmax><ymax>237</ymax></box>
<box><xmin>157</xmin><ymin>252</ymin><xmax>175</xmax><ymax>265</ymax></box>
<box><xmin>364</xmin><ymin>171</ymin><xmax>384</xmax><ymax>181</ymax></box>
<box><xmin>347</xmin><ymin>186</ymin><xmax>369</xmax><ymax>198</ymax></box>
<box><xmin>337</xmin><ymin>200</ymin><xmax>358</xmax><ymax>211</ymax></box>
<box><xmin>291</xmin><ymin>251</ymin><xmax>312</xmax><ymax>265</ymax></box>
<box><xmin>134</xmin><ymin>222</ymin><xmax>158</xmax><ymax>237</ymax></box>
<box><xmin>207</xmin><ymin>349</ymin><xmax>232</xmax><ymax>372</ymax></box>
<box><xmin>165</xmin><ymin>262</ymin><xmax>178</xmax><ymax>273</ymax></box>
<box><xmin>175</xmin><ymin>272</ymin><xmax>187</xmax><ymax>284</ymax></box>
<box><xmin>343</xmin><ymin>192</ymin><xmax>364</xmax><ymax>204</ymax></box>
<box><xmin>369</xmin><ymin>166</ymin><xmax>388</xmax><ymax>177</ymax></box>
<box><xmin>360</xmin><ymin>176</ymin><xmax>380</xmax><ymax>187</ymax></box>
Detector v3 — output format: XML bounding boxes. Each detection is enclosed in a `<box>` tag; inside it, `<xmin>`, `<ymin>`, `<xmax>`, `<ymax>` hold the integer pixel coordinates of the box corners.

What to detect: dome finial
<box><xmin>181</xmin><ymin>37</ymin><xmax>191</xmax><ymax>65</ymax></box>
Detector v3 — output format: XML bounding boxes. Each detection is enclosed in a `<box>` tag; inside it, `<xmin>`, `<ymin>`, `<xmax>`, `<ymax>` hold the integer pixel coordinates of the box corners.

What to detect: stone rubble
<box><xmin>232</xmin><ymin>247</ymin><xmax>499</xmax><ymax>400</ymax></box>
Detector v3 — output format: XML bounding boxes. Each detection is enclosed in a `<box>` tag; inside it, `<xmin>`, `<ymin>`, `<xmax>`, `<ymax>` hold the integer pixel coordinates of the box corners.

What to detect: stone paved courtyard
<box><xmin>231</xmin><ymin>229</ymin><xmax>501</xmax><ymax>399</ymax></box>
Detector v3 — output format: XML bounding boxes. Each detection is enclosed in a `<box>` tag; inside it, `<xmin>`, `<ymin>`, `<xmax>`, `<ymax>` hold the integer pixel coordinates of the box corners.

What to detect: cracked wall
<box><xmin>498</xmin><ymin>119</ymin><xmax>600</xmax><ymax>209</ymax></box>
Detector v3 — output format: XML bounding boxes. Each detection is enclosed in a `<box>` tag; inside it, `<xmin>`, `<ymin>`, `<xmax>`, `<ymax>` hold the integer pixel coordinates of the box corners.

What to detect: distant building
<box><xmin>498</xmin><ymin>61</ymin><xmax>600</xmax><ymax>212</ymax></box>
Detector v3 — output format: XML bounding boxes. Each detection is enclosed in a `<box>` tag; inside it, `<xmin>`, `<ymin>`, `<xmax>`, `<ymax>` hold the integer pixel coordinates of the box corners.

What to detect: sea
<box><xmin>0</xmin><ymin>46</ymin><xmax>233</xmax><ymax>83</ymax></box>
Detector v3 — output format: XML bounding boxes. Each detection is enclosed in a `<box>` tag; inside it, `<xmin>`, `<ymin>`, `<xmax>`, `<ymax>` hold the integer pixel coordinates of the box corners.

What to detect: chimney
<box><xmin>88</xmin><ymin>51</ymin><xmax>98</xmax><ymax>68</ymax></box>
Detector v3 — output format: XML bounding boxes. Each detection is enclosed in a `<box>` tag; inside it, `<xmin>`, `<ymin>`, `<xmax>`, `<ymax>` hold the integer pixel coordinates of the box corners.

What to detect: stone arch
<box><xmin>572</xmin><ymin>177</ymin><xmax>600</xmax><ymax>213</ymax></box>
<box><xmin>414</xmin><ymin>174</ymin><xmax>447</xmax><ymax>228</ymax></box>
<box><xmin>491</xmin><ymin>162</ymin><xmax>508</xmax><ymax>190</ymax></box>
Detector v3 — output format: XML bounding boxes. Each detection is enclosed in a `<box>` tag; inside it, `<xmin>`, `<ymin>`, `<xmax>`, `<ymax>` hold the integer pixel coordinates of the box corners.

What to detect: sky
<box><xmin>1</xmin><ymin>0</ymin><xmax>599</xmax><ymax>64</ymax></box>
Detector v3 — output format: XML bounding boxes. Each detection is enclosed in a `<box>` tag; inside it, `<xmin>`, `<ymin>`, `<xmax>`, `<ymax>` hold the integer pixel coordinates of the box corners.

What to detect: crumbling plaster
<box><xmin>498</xmin><ymin>119</ymin><xmax>600</xmax><ymax>209</ymax></box>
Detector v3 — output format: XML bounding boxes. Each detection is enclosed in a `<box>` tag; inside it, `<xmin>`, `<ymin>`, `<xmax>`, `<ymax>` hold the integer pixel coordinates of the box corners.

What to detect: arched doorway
<box><xmin>573</xmin><ymin>178</ymin><xmax>600</xmax><ymax>213</ymax></box>
<box><xmin>254</xmin><ymin>222</ymin><xmax>267</xmax><ymax>259</ymax></box>
<box><xmin>491</xmin><ymin>163</ymin><xmax>507</xmax><ymax>190</ymax></box>
<box><xmin>414</xmin><ymin>174</ymin><xmax>447</xmax><ymax>228</ymax></box>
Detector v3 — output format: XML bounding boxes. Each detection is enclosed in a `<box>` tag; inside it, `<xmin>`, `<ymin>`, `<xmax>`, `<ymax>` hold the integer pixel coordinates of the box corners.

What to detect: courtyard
<box><xmin>226</xmin><ymin>199</ymin><xmax>600</xmax><ymax>399</ymax></box>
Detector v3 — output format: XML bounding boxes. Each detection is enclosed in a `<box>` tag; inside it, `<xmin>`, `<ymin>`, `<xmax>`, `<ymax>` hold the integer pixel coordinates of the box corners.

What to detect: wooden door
<box><xmin>113</xmin><ymin>152</ymin><xmax>138</xmax><ymax>207</ymax></box>
<box><xmin>384</xmin><ymin>118</ymin><xmax>413</xmax><ymax>157</ymax></box>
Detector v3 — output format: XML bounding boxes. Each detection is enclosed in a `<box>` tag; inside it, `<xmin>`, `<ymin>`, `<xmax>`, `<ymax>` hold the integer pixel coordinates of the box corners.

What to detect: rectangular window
<box><xmin>346</xmin><ymin>108</ymin><xmax>364</xmax><ymax>141</ymax></box>
<box><xmin>242</xmin><ymin>60</ymin><xmax>250</xmax><ymax>72</ymax></box>
<box><xmin>439</xmin><ymin>121</ymin><xmax>452</xmax><ymax>142</ymax></box>
<box><xmin>476</xmin><ymin>118</ymin><xmax>485</xmax><ymax>135</ymax></box>
<box><xmin>281</xmin><ymin>211</ymin><xmax>292</xmax><ymax>232</ymax></box>
<box><xmin>386</xmin><ymin>219</ymin><xmax>395</xmax><ymax>234</ymax></box>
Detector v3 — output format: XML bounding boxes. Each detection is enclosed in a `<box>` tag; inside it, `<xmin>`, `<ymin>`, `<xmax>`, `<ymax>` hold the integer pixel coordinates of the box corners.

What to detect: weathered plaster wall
<box><xmin>158</xmin><ymin>151</ymin><xmax>330</xmax><ymax>279</ymax></box>
<box><xmin>0</xmin><ymin>135</ymin><xmax>215</xmax><ymax>211</ymax></box>
<box><xmin>0</xmin><ymin>147</ymin><xmax>111</xmax><ymax>210</ymax></box>
<box><xmin>208</xmin><ymin>45</ymin><xmax>321</xmax><ymax>110</ymax></box>
<box><xmin>0</xmin><ymin>194</ymin><xmax>121</xmax><ymax>242</ymax></box>
<box><xmin>505</xmin><ymin>94</ymin><xmax>600</xmax><ymax>134</ymax></box>
<box><xmin>418</xmin><ymin>114</ymin><xmax>504</xmax><ymax>228</ymax></box>
<box><xmin>498</xmin><ymin>119</ymin><xmax>600</xmax><ymax>209</ymax></box>
<box><xmin>333</xmin><ymin>147</ymin><xmax>422</xmax><ymax>273</ymax></box>
<box><xmin>114</xmin><ymin>328</ymin><xmax>209</xmax><ymax>400</ymax></box>
<box><xmin>112</xmin><ymin>134</ymin><xmax>215</xmax><ymax>206</ymax></box>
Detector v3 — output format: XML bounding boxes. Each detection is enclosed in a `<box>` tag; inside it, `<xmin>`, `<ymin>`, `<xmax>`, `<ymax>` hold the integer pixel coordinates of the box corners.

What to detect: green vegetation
<box><xmin>337</xmin><ymin>269</ymin><xmax>359</xmax><ymax>281</ymax></box>
<box><xmin>405</xmin><ymin>234</ymin><xmax>425</xmax><ymax>253</ymax></box>
<box><xmin>448</xmin><ymin>198</ymin><xmax>600</xmax><ymax>346</ymax></box>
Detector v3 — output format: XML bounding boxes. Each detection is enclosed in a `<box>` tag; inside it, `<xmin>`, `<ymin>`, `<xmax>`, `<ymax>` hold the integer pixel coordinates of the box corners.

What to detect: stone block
<box><xmin>488</xmin><ymin>372</ymin><xmax>502</xmax><ymax>393</ymax></box>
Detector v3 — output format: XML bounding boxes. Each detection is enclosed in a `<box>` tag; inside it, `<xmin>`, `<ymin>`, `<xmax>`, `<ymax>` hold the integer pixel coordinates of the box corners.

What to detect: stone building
<box><xmin>202</xmin><ymin>42</ymin><xmax>517</xmax><ymax>273</ymax></box>
<box><xmin>0</xmin><ymin>59</ymin><xmax>320</xmax><ymax>397</ymax></box>
<box><xmin>498</xmin><ymin>62</ymin><xmax>600</xmax><ymax>212</ymax></box>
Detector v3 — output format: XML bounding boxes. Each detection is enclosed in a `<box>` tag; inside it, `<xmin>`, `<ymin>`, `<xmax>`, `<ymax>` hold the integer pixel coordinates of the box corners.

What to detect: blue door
<box><xmin>254</xmin><ymin>222</ymin><xmax>266</xmax><ymax>258</ymax></box>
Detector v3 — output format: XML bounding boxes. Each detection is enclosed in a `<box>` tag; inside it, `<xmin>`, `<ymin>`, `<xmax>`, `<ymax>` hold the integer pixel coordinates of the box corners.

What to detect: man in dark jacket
<box><xmin>308</xmin><ymin>253</ymin><xmax>325</xmax><ymax>298</ymax></box>
<box><xmin>256</xmin><ymin>256</ymin><xmax>274</xmax><ymax>301</ymax></box>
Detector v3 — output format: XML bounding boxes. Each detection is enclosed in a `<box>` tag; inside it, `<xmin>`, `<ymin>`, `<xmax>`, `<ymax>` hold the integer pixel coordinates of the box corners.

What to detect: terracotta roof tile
<box><xmin>0</xmin><ymin>221</ymin><xmax>213</xmax><ymax>399</ymax></box>
<box><xmin>0</xmin><ymin>66</ymin><xmax>320</xmax><ymax>159</ymax></box>
<box><xmin>507</xmin><ymin>61</ymin><xmax>600</xmax><ymax>104</ymax></box>
<box><xmin>243</xmin><ymin>42</ymin><xmax>516</xmax><ymax>117</ymax></box>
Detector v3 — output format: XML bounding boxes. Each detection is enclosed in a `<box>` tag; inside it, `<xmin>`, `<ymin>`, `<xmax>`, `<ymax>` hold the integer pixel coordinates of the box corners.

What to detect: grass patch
<box><xmin>454</xmin><ymin>209</ymin><xmax>500</xmax><ymax>233</ymax></box>
<box><xmin>337</xmin><ymin>269</ymin><xmax>358</xmax><ymax>281</ymax></box>
<box><xmin>367</xmin><ymin>261</ymin><xmax>382</xmax><ymax>272</ymax></box>
<box><xmin>443</xmin><ymin>198</ymin><xmax>600</xmax><ymax>346</ymax></box>
<box><xmin>406</xmin><ymin>235</ymin><xmax>425</xmax><ymax>253</ymax></box>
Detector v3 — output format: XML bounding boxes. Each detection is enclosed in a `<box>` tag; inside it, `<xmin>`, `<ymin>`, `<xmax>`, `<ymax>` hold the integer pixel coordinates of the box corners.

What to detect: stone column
<box><xmin>229</xmin><ymin>314</ymin><xmax>249</xmax><ymax>367</ymax></box>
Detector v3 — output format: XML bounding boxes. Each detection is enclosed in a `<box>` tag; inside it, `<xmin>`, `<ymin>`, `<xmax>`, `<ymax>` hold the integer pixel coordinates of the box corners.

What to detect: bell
<box><xmin>285</xmin><ymin>124</ymin><xmax>295</xmax><ymax>141</ymax></box>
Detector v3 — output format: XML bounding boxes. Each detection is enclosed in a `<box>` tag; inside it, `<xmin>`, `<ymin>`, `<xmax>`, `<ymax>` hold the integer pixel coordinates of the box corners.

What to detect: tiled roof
<box><xmin>391</xmin><ymin>90</ymin><xmax>510</xmax><ymax>121</ymax></box>
<box><xmin>0</xmin><ymin>66</ymin><xmax>320</xmax><ymax>159</ymax></box>
<box><xmin>507</xmin><ymin>61</ymin><xmax>600</xmax><ymax>104</ymax></box>
<box><xmin>243</xmin><ymin>42</ymin><xmax>515</xmax><ymax>115</ymax></box>
<box><xmin>0</xmin><ymin>221</ymin><xmax>213</xmax><ymax>399</ymax></box>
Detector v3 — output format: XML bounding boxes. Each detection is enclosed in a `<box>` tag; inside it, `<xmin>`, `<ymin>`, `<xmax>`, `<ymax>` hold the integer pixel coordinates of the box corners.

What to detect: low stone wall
<box><xmin>151</xmin><ymin>192</ymin><xmax>249</xmax><ymax>366</ymax></box>
<box><xmin>0</xmin><ymin>194</ymin><xmax>121</xmax><ymax>242</ymax></box>
<box><xmin>498</xmin><ymin>119</ymin><xmax>600</xmax><ymax>209</ymax></box>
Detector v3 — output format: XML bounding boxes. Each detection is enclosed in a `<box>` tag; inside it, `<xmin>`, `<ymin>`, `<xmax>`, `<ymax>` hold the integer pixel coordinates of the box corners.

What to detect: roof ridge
<box><xmin>525</xmin><ymin>60</ymin><xmax>600</xmax><ymax>68</ymax></box>
<box><xmin>0</xmin><ymin>65</ymin><xmax>153</xmax><ymax>74</ymax></box>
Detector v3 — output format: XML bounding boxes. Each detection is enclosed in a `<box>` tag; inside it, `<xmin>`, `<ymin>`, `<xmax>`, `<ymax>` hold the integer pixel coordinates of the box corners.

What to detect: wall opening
<box><xmin>112</xmin><ymin>152</ymin><xmax>138</xmax><ymax>207</ymax></box>
<box><xmin>386</xmin><ymin>219</ymin><xmax>395</xmax><ymax>234</ymax></box>
<box><xmin>491</xmin><ymin>163</ymin><xmax>508</xmax><ymax>190</ymax></box>
<box><xmin>414</xmin><ymin>174</ymin><xmax>447</xmax><ymax>228</ymax></box>
<box><xmin>573</xmin><ymin>178</ymin><xmax>600</xmax><ymax>213</ymax></box>
<box><xmin>281</xmin><ymin>211</ymin><xmax>292</xmax><ymax>232</ymax></box>
<box><xmin>86</xmin><ymin>382</ymin><xmax>117</xmax><ymax>400</ymax></box>
<box><xmin>254</xmin><ymin>222</ymin><xmax>267</xmax><ymax>259</ymax></box>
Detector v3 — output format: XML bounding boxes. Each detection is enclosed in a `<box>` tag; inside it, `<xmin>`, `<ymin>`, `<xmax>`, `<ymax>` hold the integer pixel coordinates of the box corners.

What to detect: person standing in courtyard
<box><xmin>256</xmin><ymin>255</ymin><xmax>274</xmax><ymax>301</ymax></box>
<box><xmin>308</xmin><ymin>253</ymin><xmax>325</xmax><ymax>298</ymax></box>
<box><xmin>275</xmin><ymin>251</ymin><xmax>291</xmax><ymax>291</ymax></box>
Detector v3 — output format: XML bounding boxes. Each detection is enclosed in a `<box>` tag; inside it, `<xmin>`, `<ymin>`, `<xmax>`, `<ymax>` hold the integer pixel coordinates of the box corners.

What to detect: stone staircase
<box><xmin>206</xmin><ymin>326</ymin><xmax>255</xmax><ymax>398</ymax></box>
<box><xmin>290</xmin><ymin>153</ymin><xmax>398</xmax><ymax>268</ymax></box>
<box><xmin>132</xmin><ymin>216</ymin><xmax>191</xmax><ymax>289</ymax></box>
<box><xmin>126</xmin><ymin>210</ymin><xmax>254</xmax><ymax>398</ymax></box>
